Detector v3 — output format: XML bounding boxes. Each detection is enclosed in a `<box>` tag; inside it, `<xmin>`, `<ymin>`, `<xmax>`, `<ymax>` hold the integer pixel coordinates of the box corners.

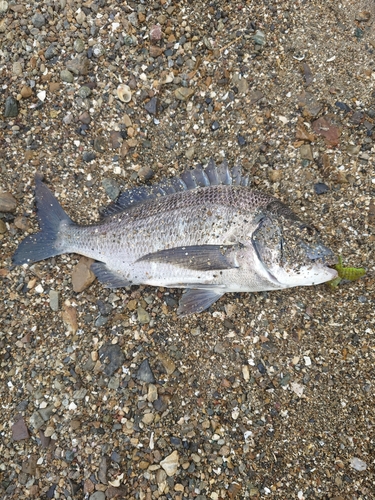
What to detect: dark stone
<box><xmin>145</xmin><ymin>97</ymin><xmax>159</xmax><ymax>115</ymax></box>
<box><xmin>4</xmin><ymin>96</ymin><xmax>19</xmax><ymax>118</ymax></box>
<box><xmin>94</xmin><ymin>136</ymin><xmax>106</xmax><ymax>153</ymax></box>
<box><xmin>31</xmin><ymin>13</ymin><xmax>45</xmax><ymax>28</ymax></box>
<box><xmin>211</xmin><ymin>121</ymin><xmax>220</xmax><ymax>131</ymax></box>
<box><xmin>136</xmin><ymin>359</ymin><xmax>156</xmax><ymax>383</ymax></box>
<box><xmin>101</xmin><ymin>178</ymin><xmax>120</xmax><ymax>200</ymax></box>
<box><xmin>82</xmin><ymin>151</ymin><xmax>96</xmax><ymax>162</ymax></box>
<box><xmin>237</xmin><ymin>134</ymin><xmax>246</xmax><ymax>146</ymax></box>
<box><xmin>350</xmin><ymin>111</ymin><xmax>364</xmax><ymax>124</ymax></box>
<box><xmin>96</xmin><ymin>299</ymin><xmax>113</xmax><ymax>316</ymax></box>
<box><xmin>45</xmin><ymin>44</ymin><xmax>57</xmax><ymax>60</ymax></box>
<box><xmin>335</xmin><ymin>101</ymin><xmax>351</xmax><ymax>113</ymax></box>
<box><xmin>99</xmin><ymin>344</ymin><xmax>125</xmax><ymax>377</ymax></box>
<box><xmin>46</xmin><ymin>485</ymin><xmax>57</xmax><ymax>499</ymax></box>
<box><xmin>314</xmin><ymin>182</ymin><xmax>330</xmax><ymax>195</ymax></box>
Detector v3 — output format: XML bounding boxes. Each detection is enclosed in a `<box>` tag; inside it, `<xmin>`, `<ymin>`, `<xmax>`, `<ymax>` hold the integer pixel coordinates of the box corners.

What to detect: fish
<box><xmin>12</xmin><ymin>159</ymin><xmax>338</xmax><ymax>315</ymax></box>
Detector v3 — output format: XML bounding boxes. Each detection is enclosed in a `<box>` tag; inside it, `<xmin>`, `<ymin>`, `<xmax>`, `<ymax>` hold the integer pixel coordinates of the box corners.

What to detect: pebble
<box><xmin>150</xmin><ymin>24</ymin><xmax>162</xmax><ymax>43</ymax></box>
<box><xmin>82</xmin><ymin>151</ymin><xmax>96</xmax><ymax>163</ymax></box>
<box><xmin>237</xmin><ymin>134</ymin><xmax>246</xmax><ymax>146</ymax></box>
<box><xmin>94</xmin><ymin>137</ymin><xmax>107</xmax><ymax>153</ymax></box>
<box><xmin>4</xmin><ymin>96</ymin><xmax>19</xmax><ymax>117</ymax></box>
<box><xmin>71</xmin><ymin>257</ymin><xmax>96</xmax><ymax>292</ymax></box>
<box><xmin>137</xmin><ymin>306</ymin><xmax>150</xmax><ymax>324</ymax></box>
<box><xmin>160</xmin><ymin>450</ymin><xmax>179</xmax><ymax>476</ymax></box>
<box><xmin>78</xmin><ymin>86</ymin><xmax>92</xmax><ymax>99</ymax></box>
<box><xmin>60</xmin><ymin>69</ymin><xmax>74</xmax><ymax>83</ymax></box>
<box><xmin>0</xmin><ymin>220</ymin><xmax>7</xmax><ymax>233</ymax></box>
<box><xmin>157</xmin><ymin>353</ymin><xmax>176</xmax><ymax>375</ymax></box>
<box><xmin>49</xmin><ymin>290</ymin><xmax>59</xmax><ymax>311</ymax></box>
<box><xmin>185</xmin><ymin>146</ymin><xmax>195</xmax><ymax>159</ymax></box>
<box><xmin>145</xmin><ymin>96</ymin><xmax>159</xmax><ymax>115</ymax></box>
<box><xmin>74</xmin><ymin>39</ymin><xmax>85</xmax><ymax>53</ymax></box>
<box><xmin>102</xmin><ymin>178</ymin><xmax>120</xmax><ymax>200</ymax></box>
<box><xmin>211</xmin><ymin>121</ymin><xmax>220</xmax><ymax>131</ymax></box>
<box><xmin>31</xmin><ymin>13</ymin><xmax>45</xmax><ymax>28</ymax></box>
<box><xmin>99</xmin><ymin>344</ymin><xmax>125</xmax><ymax>377</ymax></box>
<box><xmin>14</xmin><ymin>215</ymin><xmax>28</xmax><ymax>230</ymax></box>
<box><xmin>350</xmin><ymin>457</ymin><xmax>367</xmax><ymax>471</ymax></box>
<box><xmin>138</xmin><ymin>166</ymin><xmax>154</xmax><ymax>181</ymax></box>
<box><xmin>252</xmin><ymin>30</ymin><xmax>266</xmax><ymax>45</ymax></box>
<box><xmin>12</xmin><ymin>61</ymin><xmax>23</xmax><ymax>76</ymax></box>
<box><xmin>136</xmin><ymin>359</ymin><xmax>156</xmax><ymax>383</ymax></box>
<box><xmin>12</xmin><ymin>417</ymin><xmax>30</xmax><ymax>441</ymax></box>
<box><xmin>174</xmin><ymin>87</ymin><xmax>194</xmax><ymax>101</ymax></box>
<box><xmin>300</xmin><ymin>144</ymin><xmax>313</xmax><ymax>161</ymax></box>
<box><xmin>45</xmin><ymin>44</ymin><xmax>57</xmax><ymax>60</ymax></box>
<box><xmin>0</xmin><ymin>1</ymin><xmax>8</xmax><ymax>14</ymax></box>
<box><xmin>61</xmin><ymin>304</ymin><xmax>78</xmax><ymax>335</ymax></box>
<box><xmin>66</xmin><ymin>56</ymin><xmax>90</xmax><ymax>76</ymax></box>
<box><xmin>147</xmin><ymin>384</ymin><xmax>158</xmax><ymax>402</ymax></box>
<box><xmin>20</xmin><ymin>86</ymin><xmax>32</xmax><ymax>99</ymax></box>
<box><xmin>314</xmin><ymin>182</ymin><xmax>330</xmax><ymax>195</ymax></box>
<box><xmin>89</xmin><ymin>492</ymin><xmax>105</xmax><ymax>500</ymax></box>
<box><xmin>0</xmin><ymin>191</ymin><xmax>17</xmax><ymax>212</ymax></box>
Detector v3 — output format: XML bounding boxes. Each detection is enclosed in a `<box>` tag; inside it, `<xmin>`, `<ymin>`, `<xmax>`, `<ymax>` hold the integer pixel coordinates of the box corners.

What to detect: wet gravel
<box><xmin>1</xmin><ymin>0</ymin><xmax>375</xmax><ymax>498</ymax></box>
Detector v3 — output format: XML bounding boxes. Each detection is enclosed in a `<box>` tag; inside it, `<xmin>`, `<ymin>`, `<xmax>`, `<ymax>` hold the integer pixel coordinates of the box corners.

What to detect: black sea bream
<box><xmin>13</xmin><ymin>160</ymin><xmax>338</xmax><ymax>315</ymax></box>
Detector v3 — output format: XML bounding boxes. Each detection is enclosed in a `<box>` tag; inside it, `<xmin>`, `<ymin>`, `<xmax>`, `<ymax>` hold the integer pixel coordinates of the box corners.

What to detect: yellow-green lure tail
<box><xmin>328</xmin><ymin>256</ymin><xmax>366</xmax><ymax>288</ymax></box>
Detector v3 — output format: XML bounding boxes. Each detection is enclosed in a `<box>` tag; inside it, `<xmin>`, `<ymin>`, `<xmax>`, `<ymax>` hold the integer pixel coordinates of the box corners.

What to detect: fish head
<box><xmin>252</xmin><ymin>201</ymin><xmax>338</xmax><ymax>288</ymax></box>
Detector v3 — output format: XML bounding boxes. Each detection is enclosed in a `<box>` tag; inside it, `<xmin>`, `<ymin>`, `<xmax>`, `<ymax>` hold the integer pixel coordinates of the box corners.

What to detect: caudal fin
<box><xmin>12</xmin><ymin>175</ymin><xmax>73</xmax><ymax>265</ymax></box>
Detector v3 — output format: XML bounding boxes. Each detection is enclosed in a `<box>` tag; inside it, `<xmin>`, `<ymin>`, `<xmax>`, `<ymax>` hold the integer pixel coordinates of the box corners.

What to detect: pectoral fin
<box><xmin>137</xmin><ymin>244</ymin><xmax>238</xmax><ymax>271</ymax></box>
<box><xmin>91</xmin><ymin>262</ymin><xmax>131</xmax><ymax>288</ymax></box>
<box><xmin>177</xmin><ymin>288</ymin><xmax>224</xmax><ymax>316</ymax></box>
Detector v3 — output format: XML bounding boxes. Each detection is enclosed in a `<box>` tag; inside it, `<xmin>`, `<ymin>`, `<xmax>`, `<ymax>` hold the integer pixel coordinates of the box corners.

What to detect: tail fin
<box><xmin>12</xmin><ymin>175</ymin><xmax>74</xmax><ymax>265</ymax></box>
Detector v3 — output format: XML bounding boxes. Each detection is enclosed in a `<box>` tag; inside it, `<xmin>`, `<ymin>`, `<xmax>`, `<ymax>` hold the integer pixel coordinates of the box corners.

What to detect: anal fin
<box><xmin>177</xmin><ymin>288</ymin><xmax>224</xmax><ymax>316</ymax></box>
<box><xmin>91</xmin><ymin>262</ymin><xmax>131</xmax><ymax>288</ymax></box>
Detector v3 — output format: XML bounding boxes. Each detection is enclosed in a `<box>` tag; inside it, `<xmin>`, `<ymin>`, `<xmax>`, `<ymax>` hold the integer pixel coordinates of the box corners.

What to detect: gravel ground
<box><xmin>1</xmin><ymin>0</ymin><xmax>375</xmax><ymax>499</ymax></box>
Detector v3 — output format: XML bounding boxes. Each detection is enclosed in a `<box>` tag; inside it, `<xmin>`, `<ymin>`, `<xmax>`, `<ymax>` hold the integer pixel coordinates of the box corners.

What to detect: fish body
<box><xmin>13</xmin><ymin>160</ymin><xmax>338</xmax><ymax>315</ymax></box>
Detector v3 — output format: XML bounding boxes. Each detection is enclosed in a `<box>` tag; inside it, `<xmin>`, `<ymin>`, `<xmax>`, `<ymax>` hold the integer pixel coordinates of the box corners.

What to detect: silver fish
<box><xmin>13</xmin><ymin>160</ymin><xmax>338</xmax><ymax>315</ymax></box>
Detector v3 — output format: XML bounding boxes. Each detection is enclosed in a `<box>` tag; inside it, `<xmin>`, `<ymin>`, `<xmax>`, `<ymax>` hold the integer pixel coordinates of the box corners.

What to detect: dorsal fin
<box><xmin>99</xmin><ymin>159</ymin><xmax>250</xmax><ymax>218</ymax></box>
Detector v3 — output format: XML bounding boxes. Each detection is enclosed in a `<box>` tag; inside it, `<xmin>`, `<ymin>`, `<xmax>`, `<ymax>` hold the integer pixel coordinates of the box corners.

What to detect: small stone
<box><xmin>128</xmin><ymin>12</ymin><xmax>138</xmax><ymax>27</ymax></box>
<box><xmin>94</xmin><ymin>136</ymin><xmax>106</xmax><ymax>153</ymax></box>
<box><xmin>147</xmin><ymin>384</ymin><xmax>158</xmax><ymax>402</ymax></box>
<box><xmin>296</xmin><ymin>119</ymin><xmax>315</xmax><ymax>141</ymax></box>
<box><xmin>89</xmin><ymin>492</ymin><xmax>105</xmax><ymax>500</ymax></box>
<box><xmin>99</xmin><ymin>344</ymin><xmax>125</xmax><ymax>377</ymax></box>
<box><xmin>12</xmin><ymin>417</ymin><xmax>30</xmax><ymax>441</ymax></box>
<box><xmin>150</xmin><ymin>46</ymin><xmax>164</xmax><ymax>58</ymax></box>
<box><xmin>298</xmin><ymin>91</ymin><xmax>322</xmax><ymax>117</ymax></box>
<box><xmin>0</xmin><ymin>192</ymin><xmax>17</xmax><ymax>212</ymax></box>
<box><xmin>61</xmin><ymin>304</ymin><xmax>78</xmax><ymax>335</ymax></box>
<box><xmin>45</xmin><ymin>44</ymin><xmax>57</xmax><ymax>60</ymax></box>
<box><xmin>102</xmin><ymin>178</ymin><xmax>120</xmax><ymax>201</ymax></box>
<box><xmin>185</xmin><ymin>147</ymin><xmax>195</xmax><ymax>159</ymax></box>
<box><xmin>0</xmin><ymin>220</ymin><xmax>7</xmax><ymax>233</ymax></box>
<box><xmin>137</xmin><ymin>306</ymin><xmax>150</xmax><ymax>324</ymax></box>
<box><xmin>136</xmin><ymin>359</ymin><xmax>156</xmax><ymax>383</ymax></box>
<box><xmin>142</xmin><ymin>413</ymin><xmax>154</xmax><ymax>424</ymax></box>
<box><xmin>14</xmin><ymin>215</ymin><xmax>28</xmax><ymax>230</ymax></box>
<box><xmin>268</xmin><ymin>170</ymin><xmax>283</xmax><ymax>182</ymax></box>
<box><xmin>74</xmin><ymin>39</ymin><xmax>85</xmax><ymax>53</ymax></box>
<box><xmin>335</xmin><ymin>101</ymin><xmax>351</xmax><ymax>113</ymax></box>
<box><xmin>31</xmin><ymin>13</ymin><xmax>45</xmax><ymax>28</ymax></box>
<box><xmin>109</xmin><ymin>131</ymin><xmax>122</xmax><ymax>149</ymax></box>
<box><xmin>82</xmin><ymin>151</ymin><xmax>96</xmax><ymax>163</ymax></box>
<box><xmin>145</xmin><ymin>97</ymin><xmax>159</xmax><ymax>115</ymax></box>
<box><xmin>0</xmin><ymin>1</ymin><xmax>9</xmax><ymax>14</ymax></box>
<box><xmin>66</xmin><ymin>56</ymin><xmax>90</xmax><ymax>76</ymax></box>
<box><xmin>248</xmin><ymin>90</ymin><xmax>264</xmax><ymax>104</ymax></box>
<box><xmin>314</xmin><ymin>183</ymin><xmax>330</xmax><ymax>195</ymax></box>
<box><xmin>138</xmin><ymin>166</ymin><xmax>154</xmax><ymax>181</ymax></box>
<box><xmin>211</xmin><ymin>121</ymin><xmax>220</xmax><ymax>131</ymax></box>
<box><xmin>79</xmin><ymin>111</ymin><xmax>91</xmax><ymax>124</ymax></box>
<box><xmin>157</xmin><ymin>353</ymin><xmax>176</xmax><ymax>375</ymax></box>
<box><xmin>12</xmin><ymin>61</ymin><xmax>23</xmax><ymax>76</ymax></box>
<box><xmin>29</xmin><ymin>411</ymin><xmax>45</xmax><ymax>431</ymax></box>
<box><xmin>93</xmin><ymin>44</ymin><xmax>105</xmax><ymax>58</ymax></box>
<box><xmin>78</xmin><ymin>86</ymin><xmax>92</xmax><ymax>98</ymax></box>
<box><xmin>237</xmin><ymin>78</ymin><xmax>248</xmax><ymax>94</ymax></box>
<box><xmin>72</xmin><ymin>256</ymin><xmax>96</xmax><ymax>292</ymax></box>
<box><xmin>312</xmin><ymin>115</ymin><xmax>341</xmax><ymax>146</ymax></box>
<box><xmin>20</xmin><ymin>86</ymin><xmax>32</xmax><ymax>98</ymax></box>
<box><xmin>237</xmin><ymin>134</ymin><xmax>246</xmax><ymax>146</ymax></box>
<box><xmin>160</xmin><ymin>450</ymin><xmax>179</xmax><ymax>476</ymax></box>
<box><xmin>252</xmin><ymin>30</ymin><xmax>265</xmax><ymax>45</ymax></box>
<box><xmin>150</xmin><ymin>24</ymin><xmax>162</xmax><ymax>43</ymax></box>
<box><xmin>174</xmin><ymin>87</ymin><xmax>194</xmax><ymax>101</ymax></box>
<box><xmin>355</xmin><ymin>11</ymin><xmax>371</xmax><ymax>22</ymax></box>
<box><xmin>4</xmin><ymin>96</ymin><xmax>19</xmax><ymax>117</ymax></box>
<box><xmin>300</xmin><ymin>144</ymin><xmax>313</xmax><ymax>160</ymax></box>
<box><xmin>60</xmin><ymin>69</ymin><xmax>74</xmax><ymax>83</ymax></box>
<box><xmin>49</xmin><ymin>290</ymin><xmax>59</xmax><ymax>311</ymax></box>
<box><xmin>37</xmin><ymin>90</ymin><xmax>46</xmax><ymax>102</ymax></box>
<box><xmin>350</xmin><ymin>457</ymin><xmax>367</xmax><ymax>471</ymax></box>
<box><xmin>346</xmin><ymin>144</ymin><xmax>361</xmax><ymax>156</ymax></box>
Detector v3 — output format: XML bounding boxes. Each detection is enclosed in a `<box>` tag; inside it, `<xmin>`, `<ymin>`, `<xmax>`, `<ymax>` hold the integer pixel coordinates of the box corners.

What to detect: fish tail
<box><xmin>12</xmin><ymin>175</ymin><xmax>74</xmax><ymax>265</ymax></box>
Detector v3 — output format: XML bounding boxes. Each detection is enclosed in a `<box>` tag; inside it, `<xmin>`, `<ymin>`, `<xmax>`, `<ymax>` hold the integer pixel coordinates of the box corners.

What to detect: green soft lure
<box><xmin>328</xmin><ymin>256</ymin><xmax>366</xmax><ymax>288</ymax></box>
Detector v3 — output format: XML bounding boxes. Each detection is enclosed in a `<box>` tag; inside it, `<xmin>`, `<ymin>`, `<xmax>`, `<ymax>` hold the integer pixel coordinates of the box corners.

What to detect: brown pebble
<box><xmin>268</xmin><ymin>170</ymin><xmax>283</xmax><ymax>182</ymax></box>
<box><xmin>14</xmin><ymin>215</ymin><xmax>29</xmax><ymax>231</ymax></box>
<box><xmin>109</xmin><ymin>130</ymin><xmax>122</xmax><ymax>149</ymax></box>
<box><xmin>61</xmin><ymin>304</ymin><xmax>78</xmax><ymax>335</ymax></box>
<box><xmin>79</xmin><ymin>111</ymin><xmax>91</xmax><ymax>124</ymax></box>
<box><xmin>12</xmin><ymin>416</ymin><xmax>30</xmax><ymax>441</ymax></box>
<box><xmin>0</xmin><ymin>192</ymin><xmax>17</xmax><ymax>212</ymax></box>
<box><xmin>49</xmin><ymin>82</ymin><xmax>60</xmax><ymax>93</ymax></box>
<box><xmin>24</xmin><ymin>150</ymin><xmax>34</xmax><ymax>161</ymax></box>
<box><xmin>0</xmin><ymin>220</ymin><xmax>7</xmax><ymax>234</ymax></box>
<box><xmin>20</xmin><ymin>86</ymin><xmax>33</xmax><ymax>98</ymax></box>
<box><xmin>71</xmin><ymin>256</ymin><xmax>96</xmax><ymax>293</ymax></box>
<box><xmin>150</xmin><ymin>46</ymin><xmax>164</xmax><ymax>58</ymax></box>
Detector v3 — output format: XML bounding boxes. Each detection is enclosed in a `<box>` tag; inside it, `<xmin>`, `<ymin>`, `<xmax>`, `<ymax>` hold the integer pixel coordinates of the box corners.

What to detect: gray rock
<box><xmin>89</xmin><ymin>492</ymin><xmax>105</xmax><ymax>500</ymax></box>
<box><xmin>99</xmin><ymin>344</ymin><xmax>125</xmax><ymax>377</ymax></box>
<box><xmin>0</xmin><ymin>191</ymin><xmax>17</xmax><ymax>212</ymax></box>
<box><xmin>74</xmin><ymin>39</ymin><xmax>85</xmax><ymax>53</ymax></box>
<box><xmin>29</xmin><ymin>411</ymin><xmax>45</xmax><ymax>431</ymax></box>
<box><xmin>136</xmin><ymin>359</ymin><xmax>156</xmax><ymax>383</ymax></box>
<box><xmin>82</xmin><ymin>151</ymin><xmax>96</xmax><ymax>163</ymax></box>
<box><xmin>60</xmin><ymin>69</ymin><xmax>74</xmax><ymax>83</ymax></box>
<box><xmin>4</xmin><ymin>96</ymin><xmax>19</xmax><ymax>118</ymax></box>
<box><xmin>102</xmin><ymin>178</ymin><xmax>120</xmax><ymax>201</ymax></box>
<box><xmin>137</xmin><ymin>306</ymin><xmax>150</xmax><ymax>324</ymax></box>
<box><xmin>31</xmin><ymin>13</ymin><xmax>45</xmax><ymax>28</ymax></box>
<box><xmin>78</xmin><ymin>86</ymin><xmax>92</xmax><ymax>98</ymax></box>
<box><xmin>66</xmin><ymin>56</ymin><xmax>90</xmax><ymax>76</ymax></box>
<box><xmin>49</xmin><ymin>290</ymin><xmax>59</xmax><ymax>311</ymax></box>
<box><xmin>45</xmin><ymin>44</ymin><xmax>57</xmax><ymax>60</ymax></box>
<box><xmin>145</xmin><ymin>97</ymin><xmax>159</xmax><ymax>115</ymax></box>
